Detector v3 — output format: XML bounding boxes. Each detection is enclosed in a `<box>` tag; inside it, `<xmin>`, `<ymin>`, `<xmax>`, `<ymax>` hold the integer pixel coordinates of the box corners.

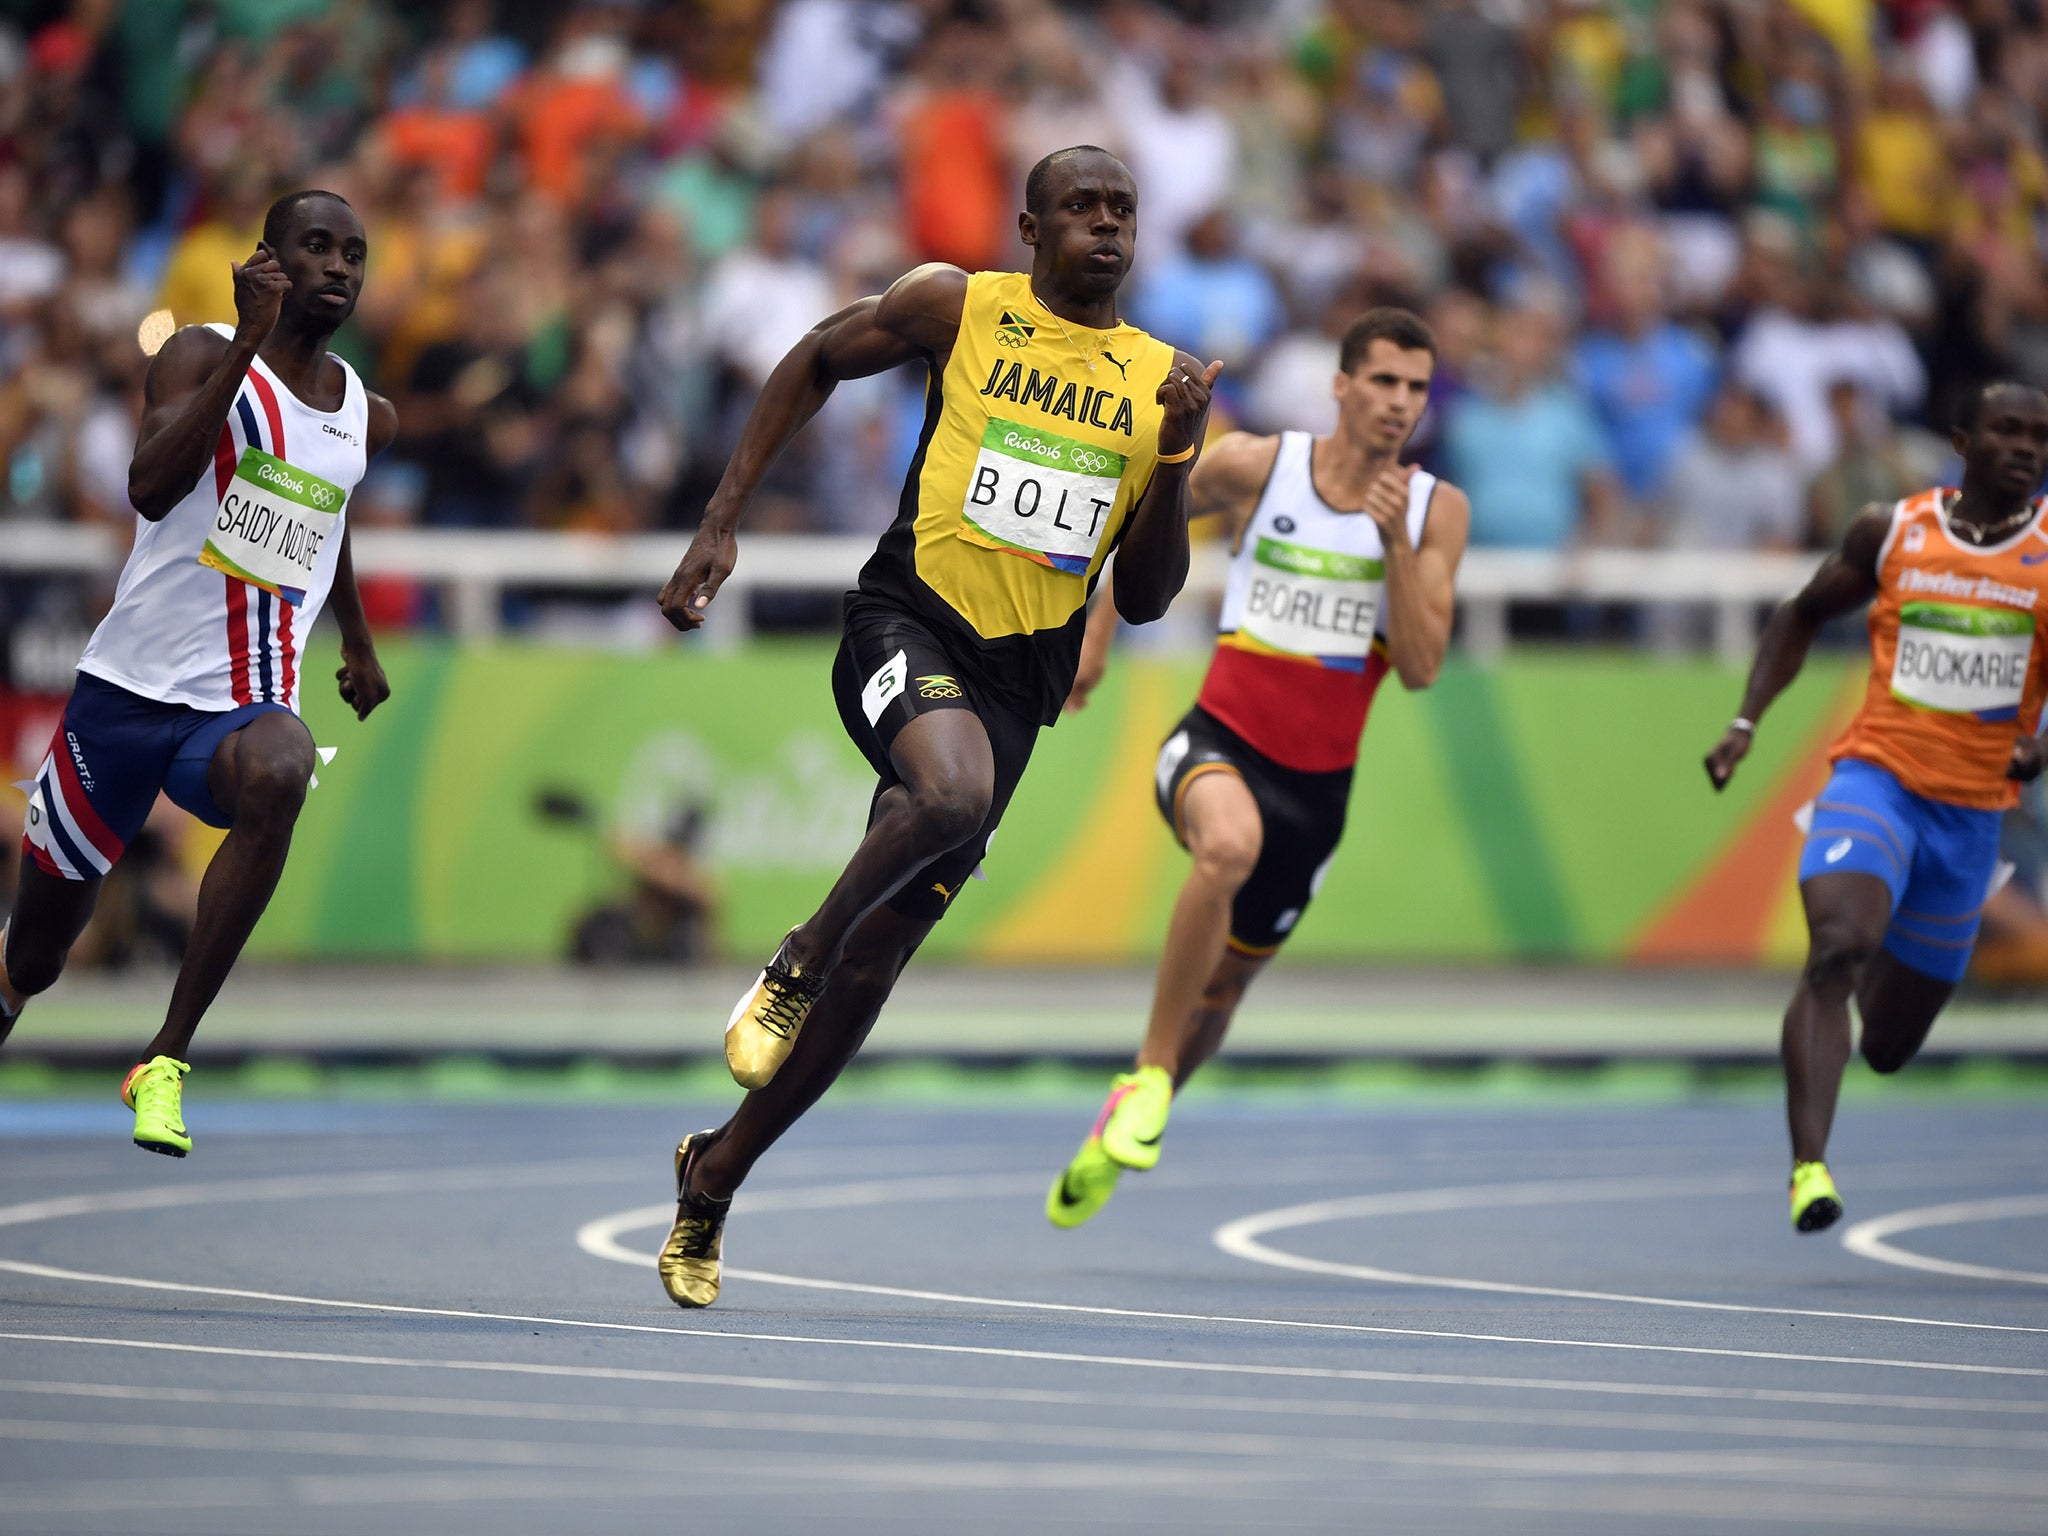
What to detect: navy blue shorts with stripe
<box><xmin>21</xmin><ymin>673</ymin><xmax>291</xmax><ymax>882</ymax></box>
<box><xmin>1796</xmin><ymin>757</ymin><xmax>2005</xmax><ymax>984</ymax></box>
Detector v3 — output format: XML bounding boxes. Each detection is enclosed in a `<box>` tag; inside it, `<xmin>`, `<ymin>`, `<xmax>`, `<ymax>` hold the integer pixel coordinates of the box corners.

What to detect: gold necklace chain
<box><xmin>1035</xmin><ymin>295</ymin><xmax>1101</xmax><ymax>374</ymax></box>
<box><xmin>1941</xmin><ymin>488</ymin><xmax>2037</xmax><ymax>545</ymax></box>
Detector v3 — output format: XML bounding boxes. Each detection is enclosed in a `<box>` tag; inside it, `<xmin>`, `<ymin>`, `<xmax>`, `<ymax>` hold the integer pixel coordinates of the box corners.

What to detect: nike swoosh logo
<box><xmin>1054</xmin><ymin>1173</ymin><xmax>1084</xmax><ymax>1208</ymax></box>
<box><xmin>1134</xmin><ymin>1133</ymin><xmax>1162</xmax><ymax>1146</ymax></box>
<box><xmin>2022</xmin><ymin>551</ymin><xmax>2048</xmax><ymax>565</ymax></box>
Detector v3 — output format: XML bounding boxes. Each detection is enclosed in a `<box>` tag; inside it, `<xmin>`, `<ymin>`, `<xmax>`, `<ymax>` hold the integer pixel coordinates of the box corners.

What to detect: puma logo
<box><xmin>1102</xmin><ymin>350</ymin><xmax>1130</xmax><ymax>380</ymax></box>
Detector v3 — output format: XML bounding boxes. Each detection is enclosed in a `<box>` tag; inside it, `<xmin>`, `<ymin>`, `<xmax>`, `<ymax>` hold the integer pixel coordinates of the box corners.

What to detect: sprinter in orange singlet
<box><xmin>1705</xmin><ymin>381</ymin><xmax>2048</xmax><ymax>1233</ymax></box>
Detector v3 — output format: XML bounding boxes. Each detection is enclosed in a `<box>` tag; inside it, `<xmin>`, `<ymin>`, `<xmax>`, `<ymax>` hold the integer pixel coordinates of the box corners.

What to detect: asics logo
<box><xmin>1824</xmin><ymin>837</ymin><xmax>1853</xmax><ymax>864</ymax></box>
<box><xmin>1071</xmin><ymin>449</ymin><xmax>1114</xmax><ymax>475</ymax></box>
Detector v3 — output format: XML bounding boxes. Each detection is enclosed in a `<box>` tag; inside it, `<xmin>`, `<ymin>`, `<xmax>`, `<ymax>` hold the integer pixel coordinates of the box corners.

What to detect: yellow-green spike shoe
<box><xmin>121</xmin><ymin>1056</ymin><xmax>192</xmax><ymax>1157</ymax></box>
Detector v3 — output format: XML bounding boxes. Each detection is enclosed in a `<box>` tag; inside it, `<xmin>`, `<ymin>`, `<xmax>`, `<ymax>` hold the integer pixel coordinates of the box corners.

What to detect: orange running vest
<box><xmin>1832</xmin><ymin>488</ymin><xmax>2048</xmax><ymax>810</ymax></box>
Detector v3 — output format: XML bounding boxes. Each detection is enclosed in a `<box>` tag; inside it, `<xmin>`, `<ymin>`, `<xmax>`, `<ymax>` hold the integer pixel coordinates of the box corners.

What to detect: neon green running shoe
<box><xmin>1046</xmin><ymin>1135</ymin><xmax>1122</xmax><ymax>1228</ymax></box>
<box><xmin>121</xmin><ymin>1056</ymin><xmax>191</xmax><ymax>1158</ymax></box>
<box><xmin>1098</xmin><ymin>1065</ymin><xmax>1172</xmax><ymax>1171</ymax></box>
<box><xmin>1791</xmin><ymin>1160</ymin><xmax>1842</xmax><ymax>1232</ymax></box>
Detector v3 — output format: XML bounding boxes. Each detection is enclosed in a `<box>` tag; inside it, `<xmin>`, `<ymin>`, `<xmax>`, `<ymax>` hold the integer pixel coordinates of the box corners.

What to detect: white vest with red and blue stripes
<box><xmin>77</xmin><ymin>324</ymin><xmax>368</xmax><ymax>714</ymax></box>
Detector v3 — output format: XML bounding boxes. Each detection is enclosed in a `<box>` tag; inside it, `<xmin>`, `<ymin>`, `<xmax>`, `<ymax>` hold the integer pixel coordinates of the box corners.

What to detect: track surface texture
<box><xmin>1</xmin><ymin>1097</ymin><xmax>2045</xmax><ymax>1534</ymax></box>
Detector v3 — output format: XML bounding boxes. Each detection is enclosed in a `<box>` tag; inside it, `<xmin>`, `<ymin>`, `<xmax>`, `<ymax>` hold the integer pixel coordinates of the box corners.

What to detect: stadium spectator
<box><xmin>1805</xmin><ymin>379</ymin><xmax>1947</xmax><ymax>547</ymax></box>
<box><xmin>1443</xmin><ymin>295</ymin><xmax>1619</xmax><ymax>549</ymax></box>
<box><xmin>1661</xmin><ymin>384</ymin><xmax>1806</xmax><ymax>551</ymax></box>
<box><xmin>1130</xmin><ymin>209</ymin><xmax>1285</xmax><ymax>384</ymax></box>
<box><xmin>1574</xmin><ymin>229</ymin><xmax>1721</xmax><ymax>506</ymax></box>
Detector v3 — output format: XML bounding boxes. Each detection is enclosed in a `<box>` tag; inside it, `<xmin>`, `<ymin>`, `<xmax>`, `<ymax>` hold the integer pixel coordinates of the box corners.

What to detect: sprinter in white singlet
<box><xmin>1</xmin><ymin>189</ymin><xmax>397</xmax><ymax>1156</ymax></box>
<box><xmin>1047</xmin><ymin>308</ymin><xmax>1470</xmax><ymax>1227</ymax></box>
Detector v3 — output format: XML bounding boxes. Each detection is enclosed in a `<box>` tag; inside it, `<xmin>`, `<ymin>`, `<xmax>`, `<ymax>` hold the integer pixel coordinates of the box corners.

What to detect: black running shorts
<box><xmin>1153</xmin><ymin>705</ymin><xmax>1353</xmax><ymax>956</ymax></box>
<box><xmin>831</xmin><ymin>595</ymin><xmax>1041</xmax><ymax>923</ymax></box>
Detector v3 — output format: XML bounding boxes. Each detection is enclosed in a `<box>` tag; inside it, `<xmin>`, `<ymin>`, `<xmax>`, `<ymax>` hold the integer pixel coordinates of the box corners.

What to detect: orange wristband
<box><xmin>1156</xmin><ymin>443</ymin><xmax>1197</xmax><ymax>464</ymax></box>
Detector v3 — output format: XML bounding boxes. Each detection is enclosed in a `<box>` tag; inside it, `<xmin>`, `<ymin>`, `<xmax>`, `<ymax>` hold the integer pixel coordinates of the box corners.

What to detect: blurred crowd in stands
<box><xmin>0</xmin><ymin>0</ymin><xmax>2042</xmax><ymax>566</ymax></box>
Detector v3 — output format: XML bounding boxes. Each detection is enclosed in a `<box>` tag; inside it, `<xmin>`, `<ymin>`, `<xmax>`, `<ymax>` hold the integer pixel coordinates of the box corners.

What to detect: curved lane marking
<box><xmin>1207</xmin><ymin>1174</ymin><xmax>2048</xmax><ymax>1334</ymax></box>
<box><xmin>6</xmin><ymin>1164</ymin><xmax>2043</xmax><ymax>1382</ymax></box>
<box><xmin>1841</xmin><ymin>1195</ymin><xmax>2048</xmax><ymax>1286</ymax></box>
<box><xmin>16</xmin><ymin>1163</ymin><xmax>2048</xmax><ymax>1384</ymax></box>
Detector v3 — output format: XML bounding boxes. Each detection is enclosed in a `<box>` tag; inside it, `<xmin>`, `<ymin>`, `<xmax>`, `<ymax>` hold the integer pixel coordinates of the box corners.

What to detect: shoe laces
<box><xmin>755</xmin><ymin>962</ymin><xmax>824</xmax><ymax>1042</ymax></box>
<box><xmin>667</xmin><ymin>1203</ymin><xmax>723</xmax><ymax>1259</ymax></box>
<box><xmin>135</xmin><ymin>1059</ymin><xmax>189</xmax><ymax>1109</ymax></box>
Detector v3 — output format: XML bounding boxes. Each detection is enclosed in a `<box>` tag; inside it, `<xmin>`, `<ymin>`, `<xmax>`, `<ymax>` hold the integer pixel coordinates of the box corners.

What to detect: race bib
<box><xmin>198</xmin><ymin>446</ymin><xmax>342</xmax><ymax>607</ymax></box>
<box><xmin>1890</xmin><ymin>602</ymin><xmax>2035</xmax><ymax>718</ymax></box>
<box><xmin>957</xmin><ymin>418</ymin><xmax>1123</xmax><ymax>575</ymax></box>
<box><xmin>1239</xmin><ymin>537</ymin><xmax>1384</xmax><ymax>664</ymax></box>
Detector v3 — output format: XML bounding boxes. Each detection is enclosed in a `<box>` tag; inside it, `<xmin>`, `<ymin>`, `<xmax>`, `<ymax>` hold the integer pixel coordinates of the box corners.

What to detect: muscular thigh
<box><xmin>1227</xmin><ymin>758</ymin><xmax>1350</xmax><ymax>958</ymax></box>
<box><xmin>833</xmin><ymin>602</ymin><xmax>1039</xmax><ymax>922</ymax></box>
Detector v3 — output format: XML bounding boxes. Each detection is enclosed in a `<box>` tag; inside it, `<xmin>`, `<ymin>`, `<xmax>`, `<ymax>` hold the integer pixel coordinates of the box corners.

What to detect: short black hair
<box><xmin>262</xmin><ymin>188</ymin><xmax>354</xmax><ymax>248</ymax></box>
<box><xmin>1024</xmin><ymin>146</ymin><xmax>1124</xmax><ymax>218</ymax></box>
<box><xmin>1338</xmin><ymin>308</ymin><xmax>1437</xmax><ymax>374</ymax></box>
<box><xmin>1961</xmin><ymin>379</ymin><xmax>2048</xmax><ymax>432</ymax></box>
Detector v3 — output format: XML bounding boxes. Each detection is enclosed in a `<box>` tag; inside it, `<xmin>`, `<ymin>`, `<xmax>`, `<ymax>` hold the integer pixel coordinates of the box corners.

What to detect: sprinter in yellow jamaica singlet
<box><xmin>650</xmin><ymin>146</ymin><xmax>1222</xmax><ymax>1308</ymax></box>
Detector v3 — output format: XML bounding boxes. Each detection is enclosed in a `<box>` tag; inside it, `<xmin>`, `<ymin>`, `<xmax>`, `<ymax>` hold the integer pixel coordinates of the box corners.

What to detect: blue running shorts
<box><xmin>1797</xmin><ymin>757</ymin><xmax>2006</xmax><ymax>983</ymax></box>
<box><xmin>21</xmin><ymin>672</ymin><xmax>292</xmax><ymax>881</ymax></box>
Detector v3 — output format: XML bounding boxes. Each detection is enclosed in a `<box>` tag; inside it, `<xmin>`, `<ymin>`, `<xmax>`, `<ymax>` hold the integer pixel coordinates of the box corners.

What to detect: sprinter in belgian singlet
<box><xmin>0</xmin><ymin>190</ymin><xmax>396</xmax><ymax>1156</ymax></box>
<box><xmin>1705</xmin><ymin>381</ymin><xmax>2048</xmax><ymax>1233</ymax></box>
<box><xmin>649</xmin><ymin>146</ymin><xmax>1222</xmax><ymax>1308</ymax></box>
<box><xmin>1043</xmin><ymin>308</ymin><xmax>1472</xmax><ymax>1228</ymax></box>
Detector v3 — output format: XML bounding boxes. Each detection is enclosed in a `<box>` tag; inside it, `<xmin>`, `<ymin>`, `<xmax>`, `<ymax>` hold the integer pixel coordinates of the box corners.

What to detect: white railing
<box><xmin>3</xmin><ymin>523</ymin><xmax>1820</xmax><ymax>663</ymax></box>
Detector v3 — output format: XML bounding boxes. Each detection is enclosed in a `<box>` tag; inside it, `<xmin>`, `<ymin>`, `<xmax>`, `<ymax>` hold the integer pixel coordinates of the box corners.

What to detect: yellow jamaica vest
<box><xmin>855</xmin><ymin>270</ymin><xmax>1178</xmax><ymax>724</ymax></box>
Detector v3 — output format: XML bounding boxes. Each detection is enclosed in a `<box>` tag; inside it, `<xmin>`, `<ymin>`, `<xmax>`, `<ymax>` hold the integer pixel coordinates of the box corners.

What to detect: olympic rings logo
<box><xmin>309</xmin><ymin>485</ymin><xmax>337</xmax><ymax>509</ymax></box>
<box><xmin>1071</xmin><ymin>449</ymin><xmax>1113</xmax><ymax>474</ymax></box>
<box><xmin>996</xmin><ymin>330</ymin><xmax>1029</xmax><ymax>348</ymax></box>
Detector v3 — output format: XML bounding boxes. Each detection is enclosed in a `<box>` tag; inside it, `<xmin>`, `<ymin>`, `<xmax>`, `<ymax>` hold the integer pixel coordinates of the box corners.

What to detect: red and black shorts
<box><xmin>1153</xmin><ymin>705</ymin><xmax>1353</xmax><ymax>956</ymax></box>
<box><xmin>830</xmin><ymin>596</ymin><xmax>1041</xmax><ymax>923</ymax></box>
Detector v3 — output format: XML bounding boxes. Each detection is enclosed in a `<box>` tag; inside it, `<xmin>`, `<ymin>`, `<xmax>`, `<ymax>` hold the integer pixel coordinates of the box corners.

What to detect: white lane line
<box><xmin>1842</xmin><ymin>1195</ymin><xmax>2048</xmax><ymax>1286</ymax></box>
<box><xmin>1208</xmin><ymin>1174</ymin><xmax>2048</xmax><ymax>1331</ymax></box>
<box><xmin>9</xmin><ymin>1410</ymin><xmax>2048</xmax><ymax>1496</ymax></box>
<box><xmin>0</xmin><ymin>1419</ymin><xmax>1269</xmax><ymax>1497</ymax></box>
<box><xmin>580</xmin><ymin>1204</ymin><xmax>2048</xmax><ymax>1366</ymax></box>
<box><xmin>10</xmin><ymin>1161</ymin><xmax>2041</xmax><ymax>1393</ymax></box>
<box><xmin>2</xmin><ymin>1257</ymin><xmax>2042</xmax><ymax>1380</ymax></box>
<box><xmin>0</xmin><ymin>1159</ymin><xmax>645</xmax><ymax>1229</ymax></box>
<box><xmin>9</xmin><ymin>1374</ymin><xmax>2048</xmax><ymax>1452</ymax></box>
<box><xmin>582</xmin><ymin>1175</ymin><xmax>2046</xmax><ymax>1337</ymax></box>
<box><xmin>8</xmin><ymin>1330</ymin><xmax>2041</xmax><ymax>1420</ymax></box>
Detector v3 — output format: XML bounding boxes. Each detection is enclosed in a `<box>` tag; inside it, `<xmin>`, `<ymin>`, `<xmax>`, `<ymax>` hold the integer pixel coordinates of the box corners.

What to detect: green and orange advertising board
<box><xmin>227</xmin><ymin>639</ymin><xmax>1862</xmax><ymax>968</ymax></box>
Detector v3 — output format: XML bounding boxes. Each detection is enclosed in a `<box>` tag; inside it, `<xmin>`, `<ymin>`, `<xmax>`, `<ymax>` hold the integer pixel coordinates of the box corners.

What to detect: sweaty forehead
<box><xmin>1045</xmin><ymin>158</ymin><xmax>1135</xmax><ymax>205</ymax></box>
<box><xmin>286</xmin><ymin>197</ymin><xmax>365</xmax><ymax>245</ymax></box>
<box><xmin>1982</xmin><ymin>386</ymin><xmax>2048</xmax><ymax>423</ymax></box>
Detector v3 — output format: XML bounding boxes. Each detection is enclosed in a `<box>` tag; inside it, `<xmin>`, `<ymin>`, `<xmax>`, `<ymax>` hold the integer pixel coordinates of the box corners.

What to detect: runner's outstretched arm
<box><xmin>1111</xmin><ymin>351</ymin><xmax>1224</xmax><ymax>624</ymax></box>
<box><xmin>128</xmin><ymin>249</ymin><xmax>290</xmax><ymax>520</ymax></box>
<box><xmin>1704</xmin><ymin>506</ymin><xmax>1888</xmax><ymax>790</ymax></box>
<box><xmin>657</xmin><ymin>265</ymin><xmax>969</xmax><ymax>631</ymax></box>
<box><xmin>1371</xmin><ymin>476</ymin><xmax>1469</xmax><ymax>689</ymax></box>
<box><xmin>1065</xmin><ymin>431</ymin><xmax>1273</xmax><ymax>712</ymax></box>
